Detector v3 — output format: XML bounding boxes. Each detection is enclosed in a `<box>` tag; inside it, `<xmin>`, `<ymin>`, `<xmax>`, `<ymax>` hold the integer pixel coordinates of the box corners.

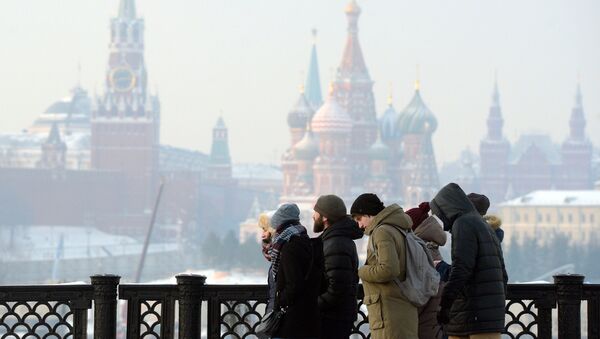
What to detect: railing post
<box><xmin>176</xmin><ymin>274</ymin><xmax>206</xmax><ymax>339</ymax></box>
<box><xmin>554</xmin><ymin>274</ymin><xmax>584</xmax><ymax>339</ymax></box>
<box><xmin>91</xmin><ymin>274</ymin><xmax>121</xmax><ymax>339</ymax></box>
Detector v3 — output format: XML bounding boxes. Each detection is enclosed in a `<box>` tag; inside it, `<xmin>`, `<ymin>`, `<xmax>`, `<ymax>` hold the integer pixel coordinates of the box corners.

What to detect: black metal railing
<box><xmin>0</xmin><ymin>274</ymin><xmax>599</xmax><ymax>339</ymax></box>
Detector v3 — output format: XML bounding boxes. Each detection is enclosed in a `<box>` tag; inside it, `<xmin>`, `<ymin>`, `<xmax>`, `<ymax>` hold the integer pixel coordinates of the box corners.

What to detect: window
<box><xmin>559</xmin><ymin>213</ymin><xmax>564</xmax><ymax>223</ymax></box>
<box><xmin>568</xmin><ymin>214</ymin><xmax>573</xmax><ymax>223</ymax></box>
<box><xmin>581</xmin><ymin>214</ymin><xmax>586</xmax><ymax>223</ymax></box>
<box><xmin>537</xmin><ymin>214</ymin><xmax>542</xmax><ymax>222</ymax></box>
<box><xmin>591</xmin><ymin>214</ymin><xmax>595</xmax><ymax>223</ymax></box>
<box><xmin>514</xmin><ymin>212</ymin><xmax>520</xmax><ymax>222</ymax></box>
<box><xmin>524</xmin><ymin>214</ymin><xmax>529</xmax><ymax>223</ymax></box>
<box><xmin>546</xmin><ymin>214</ymin><xmax>551</xmax><ymax>223</ymax></box>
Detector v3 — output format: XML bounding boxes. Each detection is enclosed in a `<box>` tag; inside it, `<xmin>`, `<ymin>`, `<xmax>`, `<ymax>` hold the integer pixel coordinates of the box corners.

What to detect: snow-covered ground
<box><xmin>0</xmin><ymin>225</ymin><xmax>178</xmax><ymax>262</ymax></box>
<box><xmin>148</xmin><ymin>269</ymin><xmax>268</xmax><ymax>285</ymax></box>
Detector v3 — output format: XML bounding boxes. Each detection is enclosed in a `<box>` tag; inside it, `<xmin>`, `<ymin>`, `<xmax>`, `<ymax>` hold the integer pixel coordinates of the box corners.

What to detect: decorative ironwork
<box><xmin>1</xmin><ymin>275</ymin><xmax>599</xmax><ymax>339</ymax></box>
<box><xmin>504</xmin><ymin>299</ymin><xmax>538</xmax><ymax>339</ymax></box>
<box><xmin>139</xmin><ymin>300</ymin><xmax>162</xmax><ymax>339</ymax></box>
<box><xmin>0</xmin><ymin>285</ymin><xmax>92</xmax><ymax>339</ymax></box>
<box><xmin>0</xmin><ymin>301</ymin><xmax>73</xmax><ymax>339</ymax></box>
<box><xmin>220</xmin><ymin>300</ymin><xmax>266</xmax><ymax>339</ymax></box>
<box><xmin>350</xmin><ymin>299</ymin><xmax>370</xmax><ymax>339</ymax></box>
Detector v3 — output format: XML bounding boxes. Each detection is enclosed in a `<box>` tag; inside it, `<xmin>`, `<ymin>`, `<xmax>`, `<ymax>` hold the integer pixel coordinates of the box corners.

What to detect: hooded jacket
<box><xmin>318</xmin><ymin>216</ymin><xmax>363</xmax><ymax>321</ymax></box>
<box><xmin>414</xmin><ymin>215</ymin><xmax>447</xmax><ymax>262</ymax></box>
<box><xmin>358</xmin><ymin>204</ymin><xmax>419</xmax><ymax>339</ymax></box>
<box><xmin>430</xmin><ymin>183</ymin><xmax>508</xmax><ymax>336</ymax></box>
<box><xmin>413</xmin><ymin>215</ymin><xmax>447</xmax><ymax>339</ymax></box>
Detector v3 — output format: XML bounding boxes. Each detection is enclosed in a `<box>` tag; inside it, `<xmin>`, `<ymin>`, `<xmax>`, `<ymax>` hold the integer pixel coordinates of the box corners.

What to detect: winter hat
<box><xmin>467</xmin><ymin>193</ymin><xmax>490</xmax><ymax>216</ymax></box>
<box><xmin>350</xmin><ymin>193</ymin><xmax>385</xmax><ymax>216</ymax></box>
<box><xmin>314</xmin><ymin>195</ymin><xmax>347</xmax><ymax>223</ymax></box>
<box><xmin>271</xmin><ymin>203</ymin><xmax>301</xmax><ymax>229</ymax></box>
<box><xmin>406</xmin><ymin>202</ymin><xmax>431</xmax><ymax>231</ymax></box>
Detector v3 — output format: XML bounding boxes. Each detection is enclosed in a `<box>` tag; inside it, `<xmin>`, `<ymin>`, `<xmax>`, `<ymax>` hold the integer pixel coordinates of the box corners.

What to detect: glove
<box><xmin>437</xmin><ymin>307</ymin><xmax>450</xmax><ymax>325</ymax></box>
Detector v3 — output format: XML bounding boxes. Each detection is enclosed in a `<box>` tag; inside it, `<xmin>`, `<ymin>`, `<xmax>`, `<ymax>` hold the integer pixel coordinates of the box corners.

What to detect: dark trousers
<box><xmin>319</xmin><ymin>317</ymin><xmax>353</xmax><ymax>339</ymax></box>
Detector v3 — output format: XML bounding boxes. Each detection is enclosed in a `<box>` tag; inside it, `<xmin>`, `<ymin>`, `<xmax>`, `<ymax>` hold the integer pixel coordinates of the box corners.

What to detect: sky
<box><xmin>0</xmin><ymin>0</ymin><xmax>599</xmax><ymax>165</ymax></box>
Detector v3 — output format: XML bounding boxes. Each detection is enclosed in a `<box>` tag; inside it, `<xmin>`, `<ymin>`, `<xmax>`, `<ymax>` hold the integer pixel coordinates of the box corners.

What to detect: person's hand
<box><xmin>437</xmin><ymin>307</ymin><xmax>450</xmax><ymax>325</ymax></box>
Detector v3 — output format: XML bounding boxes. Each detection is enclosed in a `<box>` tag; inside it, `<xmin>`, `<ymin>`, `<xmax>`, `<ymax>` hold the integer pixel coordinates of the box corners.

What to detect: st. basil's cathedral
<box><xmin>282</xmin><ymin>1</ymin><xmax>440</xmax><ymax>207</ymax></box>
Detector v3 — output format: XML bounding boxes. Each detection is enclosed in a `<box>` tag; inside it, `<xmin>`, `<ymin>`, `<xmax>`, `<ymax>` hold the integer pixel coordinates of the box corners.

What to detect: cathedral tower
<box><xmin>91</xmin><ymin>0</ymin><xmax>160</xmax><ymax>173</ymax></box>
<box><xmin>333</xmin><ymin>1</ymin><xmax>378</xmax><ymax>186</ymax></box>
<box><xmin>312</xmin><ymin>86</ymin><xmax>353</xmax><ymax>197</ymax></box>
<box><xmin>397</xmin><ymin>80</ymin><xmax>439</xmax><ymax>206</ymax></box>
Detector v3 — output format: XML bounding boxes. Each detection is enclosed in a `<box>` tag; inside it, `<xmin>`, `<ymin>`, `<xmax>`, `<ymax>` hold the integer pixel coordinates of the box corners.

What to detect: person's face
<box><xmin>313</xmin><ymin>211</ymin><xmax>325</xmax><ymax>233</ymax></box>
<box><xmin>353</xmin><ymin>215</ymin><xmax>374</xmax><ymax>229</ymax></box>
<box><xmin>261</xmin><ymin>229</ymin><xmax>271</xmax><ymax>243</ymax></box>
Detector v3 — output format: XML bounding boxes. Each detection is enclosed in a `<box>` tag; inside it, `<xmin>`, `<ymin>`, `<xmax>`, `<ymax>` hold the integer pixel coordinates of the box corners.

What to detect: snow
<box><xmin>147</xmin><ymin>269</ymin><xmax>268</xmax><ymax>285</ymax></box>
<box><xmin>0</xmin><ymin>225</ymin><xmax>178</xmax><ymax>262</ymax></box>
<box><xmin>501</xmin><ymin>190</ymin><xmax>600</xmax><ymax>207</ymax></box>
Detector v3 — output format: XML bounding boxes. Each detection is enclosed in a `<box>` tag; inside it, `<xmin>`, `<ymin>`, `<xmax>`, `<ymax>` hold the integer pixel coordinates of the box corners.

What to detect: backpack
<box><xmin>369</xmin><ymin>225</ymin><xmax>440</xmax><ymax>307</ymax></box>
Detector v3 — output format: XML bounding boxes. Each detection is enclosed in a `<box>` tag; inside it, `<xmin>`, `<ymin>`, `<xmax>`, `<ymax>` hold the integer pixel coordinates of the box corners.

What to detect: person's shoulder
<box><xmin>372</xmin><ymin>224</ymin><xmax>400</xmax><ymax>241</ymax></box>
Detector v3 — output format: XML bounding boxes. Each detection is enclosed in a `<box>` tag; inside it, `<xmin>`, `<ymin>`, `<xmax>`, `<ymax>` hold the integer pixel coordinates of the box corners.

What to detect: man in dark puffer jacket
<box><xmin>430</xmin><ymin>183</ymin><xmax>508</xmax><ymax>339</ymax></box>
<box><xmin>313</xmin><ymin>195</ymin><xmax>363</xmax><ymax>339</ymax></box>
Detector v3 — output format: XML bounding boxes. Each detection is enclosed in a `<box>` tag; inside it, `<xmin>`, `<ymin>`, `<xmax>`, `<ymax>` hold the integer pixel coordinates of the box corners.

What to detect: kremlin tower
<box><xmin>479</xmin><ymin>79</ymin><xmax>511</xmax><ymax>203</ymax></box>
<box><xmin>91</xmin><ymin>0</ymin><xmax>160</xmax><ymax>174</ymax></box>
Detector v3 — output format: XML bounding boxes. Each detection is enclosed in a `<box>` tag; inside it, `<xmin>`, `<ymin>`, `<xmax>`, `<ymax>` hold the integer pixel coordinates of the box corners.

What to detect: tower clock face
<box><xmin>110</xmin><ymin>67</ymin><xmax>136</xmax><ymax>92</ymax></box>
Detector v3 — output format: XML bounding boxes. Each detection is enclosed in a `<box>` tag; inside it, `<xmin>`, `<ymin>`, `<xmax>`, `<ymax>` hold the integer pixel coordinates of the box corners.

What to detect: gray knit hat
<box><xmin>314</xmin><ymin>195</ymin><xmax>347</xmax><ymax>223</ymax></box>
<box><xmin>271</xmin><ymin>203</ymin><xmax>301</xmax><ymax>229</ymax></box>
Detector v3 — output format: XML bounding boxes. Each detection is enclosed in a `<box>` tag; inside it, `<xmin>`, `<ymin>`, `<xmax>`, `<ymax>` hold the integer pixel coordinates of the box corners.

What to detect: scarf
<box><xmin>269</xmin><ymin>222</ymin><xmax>307</xmax><ymax>280</ymax></box>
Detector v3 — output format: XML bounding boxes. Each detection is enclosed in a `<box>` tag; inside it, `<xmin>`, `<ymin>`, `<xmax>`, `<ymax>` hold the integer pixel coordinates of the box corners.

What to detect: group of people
<box><xmin>259</xmin><ymin>183</ymin><xmax>508</xmax><ymax>339</ymax></box>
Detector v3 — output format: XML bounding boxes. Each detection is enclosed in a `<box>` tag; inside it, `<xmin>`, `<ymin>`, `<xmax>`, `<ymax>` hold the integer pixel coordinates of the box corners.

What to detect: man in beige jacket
<box><xmin>351</xmin><ymin>193</ymin><xmax>418</xmax><ymax>339</ymax></box>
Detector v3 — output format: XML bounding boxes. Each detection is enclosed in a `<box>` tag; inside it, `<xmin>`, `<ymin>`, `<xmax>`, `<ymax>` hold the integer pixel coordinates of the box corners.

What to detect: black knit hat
<box><xmin>467</xmin><ymin>193</ymin><xmax>490</xmax><ymax>216</ymax></box>
<box><xmin>314</xmin><ymin>195</ymin><xmax>347</xmax><ymax>223</ymax></box>
<box><xmin>350</xmin><ymin>193</ymin><xmax>385</xmax><ymax>216</ymax></box>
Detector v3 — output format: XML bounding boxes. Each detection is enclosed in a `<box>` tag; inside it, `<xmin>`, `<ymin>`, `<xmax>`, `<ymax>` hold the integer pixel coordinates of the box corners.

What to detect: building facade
<box><xmin>498</xmin><ymin>190</ymin><xmax>600</xmax><ymax>245</ymax></box>
<box><xmin>480</xmin><ymin>82</ymin><xmax>594</xmax><ymax>204</ymax></box>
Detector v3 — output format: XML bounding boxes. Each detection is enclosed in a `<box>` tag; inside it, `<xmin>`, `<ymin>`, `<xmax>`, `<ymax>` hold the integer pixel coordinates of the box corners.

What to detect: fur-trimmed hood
<box><xmin>484</xmin><ymin>215</ymin><xmax>502</xmax><ymax>230</ymax></box>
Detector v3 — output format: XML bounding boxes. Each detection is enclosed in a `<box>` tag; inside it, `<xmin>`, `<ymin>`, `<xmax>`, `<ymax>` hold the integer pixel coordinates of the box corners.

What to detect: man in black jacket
<box><xmin>313</xmin><ymin>194</ymin><xmax>363</xmax><ymax>339</ymax></box>
<box><xmin>430</xmin><ymin>183</ymin><xmax>508</xmax><ymax>339</ymax></box>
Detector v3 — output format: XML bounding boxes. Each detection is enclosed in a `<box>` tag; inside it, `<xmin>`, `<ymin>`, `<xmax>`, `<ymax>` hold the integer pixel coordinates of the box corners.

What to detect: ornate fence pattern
<box><xmin>0</xmin><ymin>274</ymin><xmax>599</xmax><ymax>339</ymax></box>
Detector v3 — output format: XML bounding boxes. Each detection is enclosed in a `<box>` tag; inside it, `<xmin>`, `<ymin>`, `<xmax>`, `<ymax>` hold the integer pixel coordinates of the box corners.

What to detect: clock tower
<box><xmin>91</xmin><ymin>0</ymin><xmax>160</xmax><ymax>173</ymax></box>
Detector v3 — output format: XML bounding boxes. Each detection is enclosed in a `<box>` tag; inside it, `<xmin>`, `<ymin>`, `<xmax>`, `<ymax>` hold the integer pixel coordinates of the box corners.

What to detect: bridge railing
<box><xmin>0</xmin><ymin>274</ymin><xmax>599</xmax><ymax>339</ymax></box>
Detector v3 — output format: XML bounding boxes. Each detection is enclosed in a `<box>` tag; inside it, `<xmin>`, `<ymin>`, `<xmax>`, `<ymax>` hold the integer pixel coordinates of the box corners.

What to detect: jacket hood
<box><xmin>430</xmin><ymin>183</ymin><xmax>476</xmax><ymax>231</ymax></box>
<box><xmin>322</xmin><ymin>215</ymin><xmax>364</xmax><ymax>240</ymax></box>
<box><xmin>365</xmin><ymin>203</ymin><xmax>413</xmax><ymax>236</ymax></box>
<box><xmin>484</xmin><ymin>215</ymin><xmax>502</xmax><ymax>230</ymax></box>
<box><xmin>414</xmin><ymin>215</ymin><xmax>447</xmax><ymax>246</ymax></box>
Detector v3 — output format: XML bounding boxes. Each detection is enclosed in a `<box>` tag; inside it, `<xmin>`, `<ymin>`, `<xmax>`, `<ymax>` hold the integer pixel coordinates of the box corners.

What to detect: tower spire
<box><xmin>119</xmin><ymin>0</ymin><xmax>137</xmax><ymax>19</ymax></box>
<box><xmin>414</xmin><ymin>65</ymin><xmax>421</xmax><ymax>91</ymax></box>
<box><xmin>492</xmin><ymin>77</ymin><xmax>500</xmax><ymax>107</ymax></box>
<box><xmin>338</xmin><ymin>0</ymin><xmax>369</xmax><ymax>80</ymax></box>
<box><xmin>486</xmin><ymin>77</ymin><xmax>504</xmax><ymax>140</ymax></box>
<box><xmin>305</xmin><ymin>29</ymin><xmax>323</xmax><ymax>109</ymax></box>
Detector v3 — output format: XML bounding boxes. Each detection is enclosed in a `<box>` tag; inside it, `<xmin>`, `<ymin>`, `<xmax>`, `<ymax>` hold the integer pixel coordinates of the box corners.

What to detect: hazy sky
<box><xmin>1</xmin><ymin>0</ymin><xmax>599</xmax><ymax>165</ymax></box>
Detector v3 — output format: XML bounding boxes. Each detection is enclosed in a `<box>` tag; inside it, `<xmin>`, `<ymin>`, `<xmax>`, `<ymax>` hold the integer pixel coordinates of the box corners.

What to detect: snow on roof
<box><xmin>0</xmin><ymin>131</ymin><xmax>90</xmax><ymax>150</ymax></box>
<box><xmin>500</xmin><ymin>190</ymin><xmax>600</xmax><ymax>207</ymax></box>
<box><xmin>232</xmin><ymin>163</ymin><xmax>283</xmax><ymax>180</ymax></box>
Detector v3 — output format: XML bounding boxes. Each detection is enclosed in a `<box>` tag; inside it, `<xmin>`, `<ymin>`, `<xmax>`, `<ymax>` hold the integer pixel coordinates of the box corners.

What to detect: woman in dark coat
<box><xmin>267</xmin><ymin>203</ymin><xmax>323</xmax><ymax>339</ymax></box>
